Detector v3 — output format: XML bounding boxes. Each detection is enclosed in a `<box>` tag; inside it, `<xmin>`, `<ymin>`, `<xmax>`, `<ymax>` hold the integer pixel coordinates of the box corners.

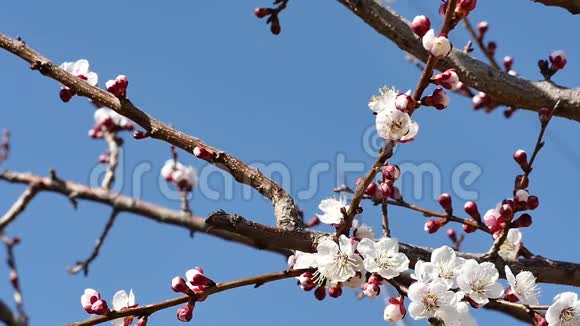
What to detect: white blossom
<box><xmin>60</xmin><ymin>59</ymin><xmax>98</xmax><ymax>86</ymax></box>
<box><xmin>316</xmin><ymin>235</ymin><xmax>362</xmax><ymax>283</ymax></box>
<box><xmin>375</xmin><ymin>107</ymin><xmax>419</xmax><ymax>142</ymax></box>
<box><xmin>293</xmin><ymin>250</ymin><xmax>318</xmax><ymax>269</ymax></box>
<box><xmin>94</xmin><ymin>108</ymin><xmax>131</xmax><ymax>129</ymax></box>
<box><xmin>456</xmin><ymin>259</ymin><xmax>503</xmax><ymax>305</ymax></box>
<box><xmin>408</xmin><ymin>280</ymin><xmax>461</xmax><ymax>324</ymax></box>
<box><xmin>504</xmin><ymin>266</ymin><xmax>539</xmax><ymax>305</ymax></box>
<box><xmin>352</xmin><ymin>219</ymin><xmax>375</xmax><ymax>240</ymax></box>
<box><xmin>357</xmin><ymin>237</ymin><xmax>409</xmax><ymax>279</ymax></box>
<box><xmin>111</xmin><ymin>289</ymin><xmax>135</xmax><ymax>326</ymax></box>
<box><xmin>316</xmin><ymin>196</ymin><xmax>348</xmax><ymax>225</ymax></box>
<box><xmin>412</xmin><ymin>246</ymin><xmax>465</xmax><ymax>289</ymax></box>
<box><xmin>160</xmin><ymin>159</ymin><xmax>197</xmax><ymax>189</ymax></box>
<box><xmin>546</xmin><ymin>292</ymin><xmax>580</xmax><ymax>326</ymax></box>
<box><xmin>498</xmin><ymin>228</ymin><xmax>522</xmax><ymax>260</ymax></box>
<box><xmin>368</xmin><ymin>86</ymin><xmax>397</xmax><ymax>113</ymax></box>
<box><xmin>422</xmin><ymin>29</ymin><xmax>452</xmax><ymax>58</ymax></box>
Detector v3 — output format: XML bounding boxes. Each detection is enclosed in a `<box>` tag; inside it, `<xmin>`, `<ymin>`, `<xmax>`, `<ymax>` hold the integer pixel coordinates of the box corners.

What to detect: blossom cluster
<box><xmin>160</xmin><ymin>159</ymin><xmax>198</xmax><ymax>192</ymax></box>
<box><xmin>81</xmin><ymin>289</ymin><xmax>141</xmax><ymax>326</ymax></box>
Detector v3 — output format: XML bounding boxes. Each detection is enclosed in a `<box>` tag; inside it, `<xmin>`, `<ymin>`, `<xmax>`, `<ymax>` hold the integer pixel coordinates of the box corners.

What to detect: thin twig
<box><xmin>339</xmin><ymin>0</ymin><xmax>459</xmax><ymax>235</ymax></box>
<box><xmin>67</xmin><ymin>210</ymin><xmax>120</xmax><ymax>276</ymax></box>
<box><xmin>463</xmin><ymin>17</ymin><xmax>500</xmax><ymax>70</ymax></box>
<box><xmin>0</xmin><ymin>185</ymin><xmax>39</xmax><ymax>231</ymax></box>
<box><xmin>67</xmin><ymin>269</ymin><xmax>306</xmax><ymax>326</ymax></box>
<box><xmin>100</xmin><ymin>131</ymin><xmax>119</xmax><ymax>190</ymax></box>
<box><xmin>1</xmin><ymin>235</ymin><xmax>28</xmax><ymax>325</ymax></box>
<box><xmin>381</xmin><ymin>199</ymin><xmax>390</xmax><ymax>237</ymax></box>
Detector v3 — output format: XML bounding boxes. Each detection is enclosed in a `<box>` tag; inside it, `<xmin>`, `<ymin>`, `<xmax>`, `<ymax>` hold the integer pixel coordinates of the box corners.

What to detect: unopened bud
<box><xmin>514</xmin><ymin>174</ymin><xmax>529</xmax><ymax>190</ymax></box>
<box><xmin>477</xmin><ymin>21</ymin><xmax>488</xmax><ymax>38</ymax></box>
<box><xmin>314</xmin><ymin>287</ymin><xmax>326</xmax><ymax>301</ymax></box>
<box><xmin>411</xmin><ymin>15</ymin><xmax>431</xmax><ymax>37</ymax></box>
<box><xmin>395</xmin><ymin>93</ymin><xmax>416</xmax><ymax>113</ymax></box>
<box><xmin>91</xmin><ymin>299</ymin><xmax>109</xmax><ymax>315</ymax></box>
<box><xmin>172</xmin><ymin>276</ymin><xmax>188</xmax><ymax>293</ymax></box>
<box><xmin>538</xmin><ymin>107</ymin><xmax>551</xmax><ymax>125</ymax></box>
<box><xmin>424</xmin><ymin>219</ymin><xmax>444</xmax><ymax>234</ymax></box>
<box><xmin>463</xmin><ymin>220</ymin><xmax>477</xmax><ymax>233</ymax></box>
<box><xmin>438</xmin><ymin>193</ymin><xmax>452</xmax><ymax>213</ymax></box>
<box><xmin>133</xmin><ymin>130</ymin><xmax>149</xmax><ymax>139</ymax></box>
<box><xmin>513</xmin><ymin>149</ymin><xmax>528</xmax><ymax>170</ymax></box>
<box><xmin>487</xmin><ymin>41</ymin><xmax>497</xmax><ymax>56</ymax></box>
<box><xmin>527</xmin><ymin>196</ymin><xmax>539</xmax><ymax>210</ymax></box>
<box><xmin>422</xmin><ymin>87</ymin><xmax>449</xmax><ymax>110</ymax></box>
<box><xmin>503</xmin><ymin>56</ymin><xmax>513</xmax><ymax>71</ymax></box>
<box><xmin>549</xmin><ymin>50</ymin><xmax>567</xmax><ymax>70</ymax></box>
<box><xmin>513</xmin><ymin>213</ymin><xmax>532</xmax><ymax>228</ymax></box>
<box><xmin>463</xmin><ymin>201</ymin><xmax>480</xmax><ymax>221</ymax></box>
<box><xmin>193</xmin><ymin>146</ymin><xmax>213</xmax><ymax>161</ymax></box>
<box><xmin>59</xmin><ymin>88</ymin><xmax>74</xmax><ymax>103</ymax></box>
<box><xmin>432</xmin><ymin>69</ymin><xmax>460</xmax><ymax>90</ymax></box>
<box><xmin>328</xmin><ymin>286</ymin><xmax>343</xmax><ymax>298</ymax></box>
<box><xmin>176</xmin><ymin>303</ymin><xmax>194</xmax><ymax>322</ymax></box>
<box><xmin>254</xmin><ymin>7</ymin><xmax>273</xmax><ymax>18</ymax></box>
<box><xmin>446</xmin><ymin>228</ymin><xmax>457</xmax><ymax>242</ymax></box>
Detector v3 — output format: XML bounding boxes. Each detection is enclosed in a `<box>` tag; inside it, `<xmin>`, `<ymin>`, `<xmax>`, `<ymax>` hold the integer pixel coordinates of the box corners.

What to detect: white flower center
<box><xmin>327</xmin><ymin>253</ymin><xmax>357</xmax><ymax>277</ymax></box>
<box><xmin>375</xmin><ymin>254</ymin><xmax>395</xmax><ymax>270</ymax></box>
<box><xmin>560</xmin><ymin>307</ymin><xmax>579</xmax><ymax>325</ymax></box>
<box><xmin>469</xmin><ymin>279</ymin><xmax>487</xmax><ymax>294</ymax></box>
<box><xmin>422</xmin><ymin>292</ymin><xmax>440</xmax><ymax>312</ymax></box>
<box><xmin>387</xmin><ymin>118</ymin><xmax>405</xmax><ymax>137</ymax></box>
<box><xmin>499</xmin><ymin>241</ymin><xmax>516</xmax><ymax>256</ymax></box>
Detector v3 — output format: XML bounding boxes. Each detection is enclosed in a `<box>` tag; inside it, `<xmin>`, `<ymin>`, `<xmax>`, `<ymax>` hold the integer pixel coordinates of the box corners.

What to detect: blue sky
<box><xmin>0</xmin><ymin>1</ymin><xmax>578</xmax><ymax>325</ymax></box>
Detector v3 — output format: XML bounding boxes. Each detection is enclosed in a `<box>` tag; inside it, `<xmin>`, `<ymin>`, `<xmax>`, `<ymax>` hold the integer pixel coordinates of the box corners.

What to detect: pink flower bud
<box><xmin>362</xmin><ymin>281</ymin><xmax>381</xmax><ymax>298</ymax></box>
<box><xmin>81</xmin><ymin>288</ymin><xmax>102</xmax><ymax>314</ymax></box>
<box><xmin>368</xmin><ymin>273</ymin><xmax>383</xmax><ymax>285</ymax></box>
<box><xmin>297</xmin><ymin>272</ymin><xmax>316</xmax><ymax>291</ymax></box>
<box><xmin>105</xmin><ymin>75</ymin><xmax>129</xmax><ymax>98</ymax></box>
<box><xmin>549</xmin><ymin>50</ymin><xmax>567</xmax><ymax>70</ymax></box>
<box><xmin>472</xmin><ymin>92</ymin><xmax>490</xmax><ymax>110</ymax></box>
<box><xmin>464</xmin><ymin>201</ymin><xmax>480</xmax><ymax>221</ymax></box>
<box><xmin>527</xmin><ymin>196</ymin><xmax>539</xmax><ymax>210</ymax></box>
<box><xmin>411</xmin><ymin>15</ymin><xmax>431</xmax><ymax>37</ymax></box>
<box><xmin>477</xmin><ymin>21</ymin><xmax>489</xmax><ymax>37</ymax></box>
<box><xmin>513</xmin><ymin>213</ymin><xmax>532</xmax><ymax>228</ymax></box>
<box><xmin>395</xmin><ymin>93</ymin><xmax>416</xmax><ymax>113</ymax></box>
<box><xmin>193</xmin><ymin>146</ymin><xmax>213</xmax><ymax>161</ymax></box>
<box><xmin>515</xmin><ymin>174</ymin><xmax>529</xmax><ymax>190</ymax></box>
<box><xmin>423</xmin><ymin>87</ymin><xmax>448</xmax><ymax>110</ymax></box>
<box><xmin>365</xmin><ymin>182</ymin><xmax>377</xmax><ymax>196</ymax></box>
<box><xmin>424</xmin><ymin>219</ymin><xmax>444</xmax><ymax>234</ymax></box>
<box><xmin>487</xmin><ymin>41</ymin><xmax>497</xmax><ymax>56</ymax></box>
<box><xmin>463</xmin><ymin>220</ymin><xmax>477</xmax><ymax>233</ymax></box>
<box><xmin>533</xmin><ymin>313</ymin><xmax>548</xmax><ymax>326</ymax></box>
<box><xmin>382</xmin><ymin>164</ymin><xmax>401</xmax><ymax>181</ymax></box>
<box><xmin>136</xmin><ymin>317</ymin><xmax>148</xmax><ymax>326</ymax></box>
<box><xmin>422</xmin><ymin>30</ymin><xmax>452</xmax><ymax>58</ymax></box>
<box><xmin>176</xmin><ymin>303</ymin><xmax>194</xmax><ymax>322</ymax></box>
<box><xmin>172</xmin><ymin>276</ymin><xmax>188</xmax><ymax>293</ymax></box>
<box><xmin>328</xmin><ymin>286</ymin><xmax>343</xmax><ymax>298</ymax></box>
<box><xmin>314</xmin><ymin>287</ymin><xmax>326</xmax><ymax>301</ymax></box>
<box><xmin>59</xmin><ymin>88</ymin><xmax>74</xmax><ymax>103</ymax></box>
<box><xmin>438</xmin><ymin>193</ymin><xmax>452</xmax><ymax>212</ymax></box>
<box><xmin>254</xmin><ymin>7</ymin><xmax>273</xmax><ymax>18</ymax></box>
<box><xmin>446</xmin><ymin>228</ymin><xmax>457</xmax><ymax>242</ymax></box>
<box><xmin>9</xmin><ymin>271</ymin><xmax>18</xmax><ymax>289</ymax></box>
<box><xmin>391</xmin><ymin>186</ymin><xmax>402</xmax><ymax>200</ymax></box>
<box><xmin>432</xmin><ymin>69</ymin><xmax>460</xmax><ymax>90</ymax></box>
<box><xmin>455</xmin><ymin>0</ymin><xmax>477</xmax><ymax>18</ymax></box>
<box><xmin>270</xmin><ymin>16</ymin><xmax>281</xmax><ymax>35</ymax></box>
<box><xmin>98</xmin><ymin>154</ymin><xmax>110</xmax><ymax>164</ymax></box>
<box><xmin>504</xmin><ymin>286</ymin><xmax>518</xmax><ymax>303</ymax></box>
<box><xmin>384</xmin><ymin>297</ymin><xmax>406</xmax><ymax>323</ymax></box>
<box><xmin>133</xmin><ymin>130</ymin><xmax>149</xmax><ymax>139</ymax></box>
<box><xmin>514</xmin><ymin>189</ymin><xmax>529</xmax><ymax>205</ymax></box>
<box><xmin>376</xmin><ymin>182</ymin><xmax>392</xmax><ymax>199</ymax></box>
<box><xmin>513</xmin><ymin>149</ymin><xmax>528</xmax><ymax>169</ymax></box>
<box><xmin>91</xmin><ymin>299</ymin><xmax>109</xmax><ymax>315</ymax></box>
<box><xmin>503</xmin><ymin>56</ymin><xmax>513</xmax><ymax>71</ymax></box>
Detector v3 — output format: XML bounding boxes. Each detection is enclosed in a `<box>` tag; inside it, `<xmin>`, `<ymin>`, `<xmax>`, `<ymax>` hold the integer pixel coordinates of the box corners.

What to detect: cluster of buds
<box><xmin>58</xmin><ymin>59</ymin><xmax>98</xmax><ymax>103</ymax></box>
<box><xmin>538</xmin><ymin>50</ymin><xmax>567</xmax><ymax>80</ymax></box>
<box><xmin>89</xmin><ymin>108</ymin><xmax>134</xmax><ymax>139</ymax></box>
<box><xmin>161</xmin><ymin>158</ymin><xmax>197</xmax><ymax>192</ymax></box>
<box><xmin>105</xmin><ymin>75</ymin><xmax>129</xmax><ymax>98</ymax></box>
<box><xmin>359</xmin><ymin>164</ymin><xmax>402</xmax><ymax>202</ymax></box>
<box><xmin>171</xmin><ymin>266</ymin><xmax>216</xmax><ymax>321</ymax></box>
<box><xmin>384</xmin><ymin>296</ymin><xmax>406</xmax><ymax>323</ymax></box>
<box><xmin>362</xmin><ymin>274</ymin><xmax>383</xmax><ymax>298</ymax></box>
<box><xmin>254</xmin><ymin>0</ymin><xmax>288</xmax><ymax>35</ymax></box>
<box><xmin>80</xmin><ymin>289</ymin><xmax>109</xmax><ymax>315</ymax></box>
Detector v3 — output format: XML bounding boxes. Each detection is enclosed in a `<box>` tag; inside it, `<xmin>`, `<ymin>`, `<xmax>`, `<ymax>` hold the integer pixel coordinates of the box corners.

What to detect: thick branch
<box><xmin>0</xmin><ymin>33</ymin><xmax>301</xmax><ymax>230</ymax></box>
<box><xmin>337</xmin><ymin>0</ymin><xmax>580</xmax><ymax>121</ymax></box>
<box><xmin>532</xmin><ymin>0</ymin><xmax>580</xmax><ymax>14</ymax></box>
<box><xmin>2</xmin><ymin>170</ymin><xmax>579</xmax><ymax>286</ymax></box>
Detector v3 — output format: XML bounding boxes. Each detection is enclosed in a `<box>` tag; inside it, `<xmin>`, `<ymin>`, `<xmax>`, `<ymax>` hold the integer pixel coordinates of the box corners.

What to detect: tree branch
<box><xmin>66</xmin><ymin>269</ymin><xmax>305</xmax><ymax>326</ymax></box>
<box><xmin>0</xmin><ymin>185</ymin><xmax>39</xmax><ymax>231</ymax></box>
<box><xmin>532</xmin><ymin>0</ymin><xmax>580</xmax><ymax>14</ymax></box>
<box><xmin>2</xmin><ymin>170</ymin><xmax>579</xmax><ymax>287</ymax></box>
<box><xmin>337</xmin><ymin>0</ymin><xmax>580</xmax><ymax>121</ymax></box>
<box><xmin>0</xmin><ymin>33</ymin><xmax>301</xmax><ymax>230</ymax></box>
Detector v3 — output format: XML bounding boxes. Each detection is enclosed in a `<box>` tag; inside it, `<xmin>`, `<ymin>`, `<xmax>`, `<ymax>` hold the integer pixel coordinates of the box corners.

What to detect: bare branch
<box><xmin>532</xmin><ymin>0</ymin><xmax>580</xmax><ymax>14</ymax></box>
<box><xmin>1</xmin><ymin>235</ymin><xmax>28</xmax><ymax>325</ymax></box>
<box><xmin>337</xmin><ymin>0</ymin><xmax>580</xmax><ymax>121</ymax></box>
<box><xmin>67</xmin><ymin>210</ymin><xmax>120</xmax><ymax>276</ymax></box>
<box><xmin>0</xmin><ymin>185</ymin><xmax>39</xmax><ymax>231</ymax></box>
<box><xmin>100</xmin><ymin>131</ymin><xmax>119</xmax><ymax>191</ymax></box>
<box><xmin>0</xmin><ymin>33</ymin><xmax>301</xmax><ymax>230</ymax></box>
